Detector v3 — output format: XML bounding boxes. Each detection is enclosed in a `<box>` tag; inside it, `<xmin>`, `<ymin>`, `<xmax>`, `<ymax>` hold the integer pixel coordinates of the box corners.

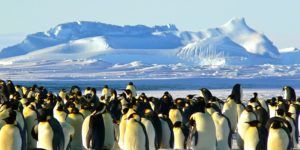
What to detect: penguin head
<box><xmin>276</xmin><ymin>108</ymin><xmax>285</xmax><ymax>117</ymax></box>
<box><xmin>3</xmin><ymin>110</ymin><xmax>17</xmax><ymax>124</ymax></box>
<box><xmin>271</xmin><ymin>120</ymin><xmax>283</xmax><ymax>129</ymax></box>
<box><xmin>94</xmin><ymin>102</ymin><xmax>106</xmax><ymax>114</ymax></box>
<box><xmin>38</xmin><ymin>108</ymin><xmax>52</xmax><ymax>122</ymax></box>
<box><xmin>128</xmin><ymin>82</ymin><xmax>134</xmax><ymax>86</ymax></box>
<box><xmin>127</xmin><ymin>113</ymin><xmax>140</xmax><ymax>121</ymax></box>
<box><xmin>173</xmin><ymin>121</ymin><xmax>183</xmax><ymax>128</ymax></box>
<box><xmin>245</xmin><ymin>105</ymin><xmax>254</xmax><ymax>112</ymax></box>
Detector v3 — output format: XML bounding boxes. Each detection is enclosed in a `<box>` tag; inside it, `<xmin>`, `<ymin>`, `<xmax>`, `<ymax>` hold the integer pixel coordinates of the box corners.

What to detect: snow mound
<box><xmin>279</xmin><ymin>47</ymin><xmax>299</xmax><ymax>53</ymax></box>
<box><xmin>219</xmin><ymin>18</ymin><xmax>280</xmax><ymax>58</ymax></box>
<box><xmin>177</xmin><ymin>36</ymin><xmax>249</xmax><ymax>65</ymax></box>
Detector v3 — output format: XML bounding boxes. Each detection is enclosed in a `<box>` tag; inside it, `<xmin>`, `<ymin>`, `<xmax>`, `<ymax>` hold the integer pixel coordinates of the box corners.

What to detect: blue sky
<box><xmin>0</xmin><ymin>0</ymin><xmax>299</xmax><ymax>49</ymax></box>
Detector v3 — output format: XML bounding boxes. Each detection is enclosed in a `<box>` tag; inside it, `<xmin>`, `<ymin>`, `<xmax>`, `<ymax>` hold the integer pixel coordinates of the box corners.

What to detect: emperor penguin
<box><xmin>32</xmin><ymin>108</ymin><xmax>65</xmax><ymax>150</ymax></box>
<box><xmin>168</xmin><ymin>104</ymin><xmax>183</xmax><ymax>125</ymax></box>
<box><xmin>102</xmin><ymin>85</ymin><xmax>111</xmax><ymax>98</ymax></box>
<box><xmin>158</xmin><ymin>113</ymin><xmax>173</xmax><ymax>149</ymax></box>
<box><xmin>66</xmin><ymin>106</ymin><xmax>84</xmax><ymax>150</ymax></box>
<box><xmin>23</xmin><ymin>102</ymin><xmax>38</xmax><ymax>149</ymax></box>
<box><xmin>199</xmin><ymin>88</ymin><xmax>213</xmax><ymax>103</ymax></box>
<box><xmin>126</xmin><ymin>82</ymin><xmax>137</xmax><ymax>97</ymax></box>
<box><xmin>118</xmin><ymin>108</ymin><xmax>136</xmax><ymax>149</ymax></box>
<box><xmin>243</xmin><ymin>120</ymin><xmax>267</xmax><ymax>150</ymax></box>
<box><xmin>82</xmin><ymin>103</ymin><xmax>115</xmax><ymax>150</ymax></box>
<box><xmin>141</xmin><ymin>112</ymin><xmax>157</xmax><ymax>150</ymax></box>
<box><xmin>237</xmin><ymin>105</ymin><xmax>257</xmax><ymax>150</ymax></box>
<box><xmin>53</xmin><ymin>104</ymin><xmax>75</xmax><ymax>150</ymax></box>
<box><xmin>222</xmin><ymin>94</ymin><xmax>238</xmax><ymax>132</ymax></box>
<box><xmin>0</xmin><ymin>110</ymin><xmax>23</xmax><ymax>150</ymax></box>
<box><xmin>173</xmin><ymin>121</ymin><xmax>189</xmax><ymax>150</ymax></box>
<box><xmin>0</xmin><ymin>80</ymin><xmax>9</xmax><ymax>103</ymax></box>
<box><xmin>207</xmin><ymin>103</ymin><xmax>232</xmax><ymax>150</ymax></box>
<box><xmin>188</xmin><ymin>111</ymin><xmax>217</xmax><ymax>150</ymax></box>
<box><xmin>124</xmin><ymin>113</ymin><xmax>149</xmax><ymax>150</ymax></box>
<box><xmin>6</xmin><ymin>80</ymin><xmax>16</xmax><ymax>97</ymax></box>
<box><xmin>267</xmin><ymin>120</ymin><xmax>292</xmax><ymax>150</ymax></box>
<box><xmin>267</xmin><ymin>98</ymin><xmax>277</xmax><ymax>118</ymax></box>
<box><xmin>231</xmin><ymin>84</ymin><xmax>245</xmax><ymax>117</ymax></box>
<box><xmin>15</xmin><ymin>85</ymin><xmax>24</xmax><ymax>98</ymax></box>
<box><xmin>283</xmin><ymin>86</ymin><xmax>296</xmax><ymax>102</ymax></box>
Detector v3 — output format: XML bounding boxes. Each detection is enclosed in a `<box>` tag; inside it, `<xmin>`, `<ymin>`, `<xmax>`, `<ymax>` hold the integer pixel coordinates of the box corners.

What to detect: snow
<box><xmin>279</xmin><ymin>47</ymin><xmax>299</xmax><ymax>53</ymax></box>
<box><xmin>0</xmin><ymin>18</ymin><xmax>299</xmax><ymax>81</ymax></box>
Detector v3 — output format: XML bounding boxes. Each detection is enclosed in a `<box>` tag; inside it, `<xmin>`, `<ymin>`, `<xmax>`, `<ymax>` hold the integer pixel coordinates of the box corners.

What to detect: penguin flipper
<box><xmin>31</xmin><ymin>124</ymin><xmax>38</xmax><ymax>141</ymax></box>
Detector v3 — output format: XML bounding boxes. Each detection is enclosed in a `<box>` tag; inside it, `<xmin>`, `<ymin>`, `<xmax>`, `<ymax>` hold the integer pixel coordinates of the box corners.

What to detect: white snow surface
<box><xmin>0</xmin><ymin>18</ymin><xmax>299</xmax><ymax>81</ymax></box>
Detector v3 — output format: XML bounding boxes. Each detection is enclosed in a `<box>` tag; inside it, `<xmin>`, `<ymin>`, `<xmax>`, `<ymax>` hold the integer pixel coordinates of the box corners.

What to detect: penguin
<box><xmin>58</xmin><ymin>89</ymin><xmax>68</xmax><ymax>104</ymax></box>
<box><xmin>210</xmin><ymin>110</ymin><xmax>232</xmax><ymax>150</ymax></box>
<box><xmin>66</xmin><ymin>106</ymin><xmax>84</xmax><ymax>150</ymax></box>
<box><xmin>141</xmin><ymin>115</ymin><xmax>156</xmax><ymax>150</ymax></box>
<box><xmin>244</xmin><ymin>120</ymin><xmax>267</xmax><ymax>150</ymax></box>
<box><xmin>23</xmin><ymin>102</ymin><xmax>38</xmax><ymax>149</ymax></box>
<box><xmin>143</xmin><ymin>109</ymin><xmax>162</xmax><ymax>149</ymax></box>
<box><xmin>222</xmin><ymin>95</ymin><xmax>238</xmax><ymax>132</ymax></box>
<box><xmin>237</xmin><ymin>105</ymin><xmax>257</xmax><ymax>150</ymax></box>
<box><xmin>188</xmin><ymin>112</ymin><xmax>217</xmax><ymax>150</ymax></box>
<box><xmin>0</xmin><ymin>110</ymin><xmax>22</xmax><ymax>150</ymax></box>
<box><xmin>15</xmin><ymin>85</ymin><xmax>24</xmax><ymax>98</ymax></box>
<box><xmin>32</xmin><ymin>108</ymin><xmax>65</xmax><ymax>150</ymax></box>
<box><xmin>267</xmin><ymin>120</ymin><xmax>292</xmax><ymax>150</ymax></box>
<box><xmin>118</xmin><ymin>108</ymin><xmax>136</xmax><ymax>149</ymax></box>
<box><xmin>6</xmin><ymin>80</ymin><xmax>16</xmax><ymax>97</ymax></box>
<box><xmin>124</xmin><ymin>113</ymin><xmax>149</xmax><ymax>150</ymax></box>
<box><xmin>283</xmin><ymin>86</ymin><xmax>296</xmax><ymax>102</ymax></box>
<box><xmin>199</xmin><ymin>88</ymin><xmax>213</xmax><ymax>103</ymax></box>
<box><xmin>82</xmin><ymin>103</ymin><xmax>114</xmax><ymax>150</ymax></box>
<box><xmin>173</xmin><ymin>121</ymin><xmax>189</xmax><ymax>150</ymax></box>
<box><xmin>0</xmin><ymin>80</ymin><xmax>9</xmax><ymax>103</ymax></box>
<box><xmin>126</xmin><ymin>82</ymin><xmax>137</xmax><ymax>98</ymax></box>
<box><xmin>267</xmin><ymin>98</ymin><xmax>277</xmax><ymax>118</ymax></box>
<box><xmin>102</xmin><ymin>85</ymin><xmax>111</xmax><ymax>99</ymax></box>
<box><xmin>158</xmin><ymin>114</ymin><xmax>174</xmax><ymax>149</ymax></box>
<box><xmin>79</xmin><ymin>103</ymin><xmax>92</xmax><ymax>119</ymax></box>
<box><xmin>168</xmin><ymin>104</ymin><xmax>183</xmax><ymax>125</ymax></box>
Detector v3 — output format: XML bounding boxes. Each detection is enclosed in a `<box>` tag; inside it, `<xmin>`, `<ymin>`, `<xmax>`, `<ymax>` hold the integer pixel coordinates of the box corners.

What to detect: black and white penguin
<box><xmin>124</xmin><ymin>113</ymin><xmax>149</xmax><ymax>150</ymax></box>
<box><xmin>54</xmin><ymin>104</ymin><xmax>75</xmax><ymax>150</ymax></box>
<box><xmin>23</xmin><ymin>102</ymin><xmax>38</xmax><ymax>149</ymax></box>
<box><xmin>32</xmin><ymin>108</ymin><xmax>65</xmax><ymax>150</ymax></box>
<box><xmin>66</xmin><ymin>106</ymin><xmax>84</xmax><ymax>150</ymax></box>
<box><xmin>141</xmin><ymin>111</ymin><xmax>157</xmax><ymax>150</ymax></box>
<box><xmin>222</xmin><ymin>94</ymin><xmax>239</xmax><ymax>132</ymax></box>
<box><xmin>187</xmin><ymin>111</ymin><xmax>217</xmax><ymax>150</ymax></box>
<box><xmin>173</xmin><ymin>121</ymin><xmax>189</xmax><ymax>150</ymax></box>
<box><xmin>6</xmin><ymin>80</ymin><xmax>16</xmax><ymax>98</ymax></box>
<box><xmin>158</xmin><ymin>113</ymin><xmax>173</xmax><ymax>149</ymax></box>
<box><xmin>243</xmin><ymin>120</ymin><xmax>267</xmax><ymax>150</ymax></box>
<box><xmin>199</xmin><ymin>88</ymin><xmax>213</xmax><ymax>103</ymax></box>
<box><xmin>0</xmin><ymin>80</ymin><xmax>9</xmax><ymax>103</ymax></box>
<box><xmin>118</xmin><ymin>108</ymin><xmax>136</xmax><ymax>149</ymax></box>
<box><xmin>206</xmin><ymin>103</ymin><xmax>232</xmax><ymax>150</ymax></box>
<box><xmin>237</xmin><ymin>105</ymin><xmax>257</xmax><ymax>150</ymax></box>
<box><xmin>267</xmin><ymin>120</ymin><xmax>292</xmax><ymax>150</ymax></box>
<box><xmin>82</xmin><ymin>103</ymin><xmax>115</xmax><ymax>150</ymax></box>
<box><xmin>101</xmin><ymin>85</ymin><xmax>111</xmax><ymax>99</ymax></box>
<box><xmin>0</xmin><ymin>110</ymin><xmax>23</xmax><ymax>150</ymax></box>
<box><xmin>169</xmin><ymin>104</ymin><xmax>183</xmax><ymax>125</ymax></box>
<box><xmin>126</xmin><ymin>82</ymin><xmax>137</xmax><ymax>97</ymax></box>
<box><xmin>283</xmin><ymin>86</ymin><xmax>296</xmax><ymax>102</ymax></box>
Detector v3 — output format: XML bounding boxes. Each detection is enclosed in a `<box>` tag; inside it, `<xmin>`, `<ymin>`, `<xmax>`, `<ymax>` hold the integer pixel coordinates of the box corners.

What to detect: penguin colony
<box><xmin>0</xmin><ymin>80</ymin><xmax>299</xmax><ymax>150</ymax></box>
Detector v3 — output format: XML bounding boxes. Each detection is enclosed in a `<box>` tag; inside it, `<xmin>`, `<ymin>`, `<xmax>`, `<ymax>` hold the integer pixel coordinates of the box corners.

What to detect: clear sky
<box><xmin>0</xmin><ymin>0</ymin><xmax>299</xmax><ymax>49</ymax></box>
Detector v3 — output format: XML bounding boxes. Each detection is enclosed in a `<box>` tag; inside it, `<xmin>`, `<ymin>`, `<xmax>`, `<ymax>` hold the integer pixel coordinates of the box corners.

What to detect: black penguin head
<box><xmin>128</xmin><ymin>82</ymin><xmax>134</xmax><ymax>85</ymax></box>
<box><xmin>253</xmin><ymin>92</ymin><xmax>258</xmax><ymax>99</ymax></box>
<box><xmin>186</xmin><ymin>94</ymin><xmax>195</xmax><ymax>100</ymax></box>
<box><xmin>276</xmin><ymin>108</ymin><xmax>285</xmax><ymax>116</ymax></box>
<box><xmin>38</xmin><ymin>108</ymin><xmax>52</xmax><ymax>122</ymax></box>
<box><xmin>271</xmin><ymin>120</ymin><xmax>283</xmax><ymax>129</ymax></box>
<box><xmin>103</xmin><ymin>85</ymin><xmax>108</xmax><ymax>88</ymax></box>
<box><xmin>3</xmin><ymin>110</ymin><xmax>17</xmax><ymax>124</ymax></box>
<box><xmin>94</xmin><ymin>102</ymin><xmax>106</xmax><ymax>114</ymax></box>
<box><xmin>173</xmin><ymin>121</ymin><xmax>183</xmax><ymax>128</ymax></box>
<box><xmin>245</xmin><ymin>105</ymin><xmax>254</xmax><ymax>112</ymax></box>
